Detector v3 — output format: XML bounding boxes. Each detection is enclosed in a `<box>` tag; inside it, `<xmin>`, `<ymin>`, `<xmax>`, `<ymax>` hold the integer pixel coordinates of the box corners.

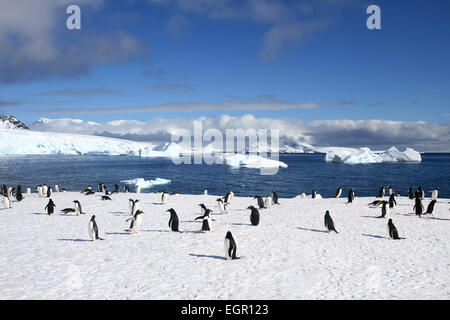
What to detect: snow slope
<box><xmin>0</xmin><ymin>191</ymin><xmax>448</xmax><ymax>299</ymax></box>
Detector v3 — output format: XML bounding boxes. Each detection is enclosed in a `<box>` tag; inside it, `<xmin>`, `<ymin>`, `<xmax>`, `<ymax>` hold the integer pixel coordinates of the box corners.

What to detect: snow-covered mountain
<box><xmin>0</xmin><ymin>115</ymin><xmax>29</xmax><ymax>130</ymax></box>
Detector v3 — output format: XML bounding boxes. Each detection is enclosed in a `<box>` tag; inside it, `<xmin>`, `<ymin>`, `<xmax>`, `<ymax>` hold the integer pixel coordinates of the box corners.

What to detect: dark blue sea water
<box><xmin>0</xmin><ymin>153</ymin><xmax>448</xmax><ymax>198</ymax></box>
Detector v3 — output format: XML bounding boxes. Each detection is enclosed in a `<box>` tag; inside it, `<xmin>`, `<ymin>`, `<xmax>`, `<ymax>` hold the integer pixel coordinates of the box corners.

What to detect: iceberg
<box><xmin>223</xmin><ymin>154</ymin><xmax>288</xmax><ymax>169</ymax></box>
<box><xmin>120</xmin><ymin>178</ymin><xmax>171</xmax><ymax>189</ymax></box>
<box><xmin>379</xmin><ymin>146</ymin><xmax>422</xmax><ymax>162</ymax></box>
<box><xmin>325</xmin><ymin>147</ymin><xmax>382</xmax><ymax>164</ymax></box>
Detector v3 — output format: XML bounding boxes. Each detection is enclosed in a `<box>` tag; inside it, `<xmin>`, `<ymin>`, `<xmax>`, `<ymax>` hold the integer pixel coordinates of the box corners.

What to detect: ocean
<box><xmin>0</xmin><ymin>153</ymin><xmax>448</xmax><ymax>198</ymax></box>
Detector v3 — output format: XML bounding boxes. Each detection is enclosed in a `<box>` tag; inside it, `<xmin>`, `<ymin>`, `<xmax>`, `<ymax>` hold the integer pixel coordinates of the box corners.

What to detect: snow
<box><xmin>0</xmin><ymin>191</ymin><xmax>448</xmax><ymax>299</ymax></box>
<box><xmin>222</xmin><ymin>154</ymin><xmax>288</xmax><ymax>169</ymax></box>
<box><xmin>120</xmin><ymin>178</ymin><xmax>171</xmax><ymax>189</ymax></box>
<box><xmin>379</xmin><ymin>147</ymin><xmax>422</xmax><ymax>162</ymax></box>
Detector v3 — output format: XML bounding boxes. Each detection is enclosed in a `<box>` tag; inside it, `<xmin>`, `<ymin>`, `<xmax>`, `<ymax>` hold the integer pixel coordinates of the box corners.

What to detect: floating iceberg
<box><xmin>223</xmin><ymin>154</ymin><xmax>288</xmax><ymax>169</ymax></box>
<box><xmin>379</xmin><ymin>147</ymin><xmax>422</xmax><ymax>162</ymax></box>
<box><xmin>120</xmin><ymin>178</ymin><xmax>171</xmax><ymax>189</ymax></box>
<box><xmin>325</xmin><ymin>147</ymin><xmax>382</xmax><ymax>164</ymax></box>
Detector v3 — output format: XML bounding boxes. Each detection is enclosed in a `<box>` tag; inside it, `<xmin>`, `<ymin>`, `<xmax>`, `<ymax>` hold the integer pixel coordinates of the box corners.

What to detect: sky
<box><xmin>0</xmin><ymin>0</ymin><xmax>449</xmax><ymax>151</ymax></box>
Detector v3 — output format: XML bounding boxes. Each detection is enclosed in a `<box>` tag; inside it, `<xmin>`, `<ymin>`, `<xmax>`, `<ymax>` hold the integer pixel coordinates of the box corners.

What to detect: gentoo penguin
<box><xmin>347</xmin><ymin>189</ymin><xmax>355</xmax><ymax>203</ymax></box>
<box><xmin>42</xmin><ymin>185</ymin><xmax>48</xmax><ymax>196</ymax></box>
<box><xmin>377</xmin><ymin>187</ymin><xmax>385</xmax><ymax>198</ymax></box>
<box><xmin>388</xmin><ymin>186</ymin><xmax>394</xmax><ymax>196</ymax></box>
<box><xmin>254</xmin><ymin>195</ymin><xmax>265</xmax><ymax>209</ymax></box>
<box><xmin>170</xmin><ymin>191</ymin><xmax>180</xmax><ymax>195</ymax></box>
<box><xmin>425</xmin><ymin>200</ymin><xmax>437</xmax><ymax>215</ymax></box>
<box><xmin>387</xmin><ymin>219</ymin><xmax>403</xmax><ymax>240</ymax></box>
<box><xmin>81</xmin><ymin>186</ymin><xmax>92</xmax><ymax>194</ymax></box>
<box><xmin>124</xmin><ymin>186</ymin><xmax>130</xmax><ymax>193</ymax></box>
<box><xmin>88</xmin><ymin>215</ymin><xmax>104</xmax><ymax>241</ymax></box>
<box><xmin>312</xmin><ymin>189</ymin><xmax>317</xmax><ymax>199</ymax></box>
<box><xmin>368</xmin><ymin>200</ymin><xmax>384</xmax><ymax>206</ymax></box>
<box><xmin>216</xmin><ymin>198</ymin><xmax>227</xmax><ymax>214</ymax></box>
<box><xmin>417</xmin><ymin>186</ymin><xmax>425</xmax><ymax>199</ymax></box>
<box><xmin>98</xmin><ymin>183</ymin><xmax>104</xmax><ymax>193</ymax></box>
<box><xmin>54</xmin><ymin>184</ymin><xmax>60</xmax><ymax>193</ymax></box>
<box><xmin>378</xmin><ymin>201</ymin><xmax>390</xmax><ymax>218</ymax></box>
<box><xmin>300</xmin><ymin>192</ymin><xmax>306</xmax><ymax>199</ymax></box>
<box><xmin>272</xmin><ymin>190</ymin><xmax>279</xmax><ymax>204</ymax></box>
<box><xmin>101</xmin><ymin>196</ymin><xmax>112</xmax><ymax>201</ymax></box>
<box><xmin>26</xmin><ymin>187</ymin><xmax>31</xmax><ymax>194</ymax></box>
<box><xmin>114</xmin><ymin>184</ymin><xmax>120</xmax><ymax>194</ymax></box>
<box><xmin>324</xmin><ymin>210</ymin><xmax>338</xmax><ymax>233</ymax></box>
<box><xmin>167</xmin><ymin>208</ymin><xmax>180</xmax><ymax>232</ymax></box>
<box><xmin>125</xmin><ymin>210</ymin><xmax>144</xmax><ymax>234</ymax></box>
<box><xmin>16</xmin><ymin>188</ymin><xmax>24</xmax><ymax>202</ymax></box>
<box><xmin>45</xmin><ymin>199</ymin><xmax>56</xmax><ymax>215</ymax></box>
<box><xmin>430</xmin><ymin>188</ymin><xmax>439</xmax><ymax>200</ymax></box>
<box><xmin>131</xmin><ymin>199</ymin><xmax>139</xmax><ymax>215</ymax></box>
<box><xmin>200</xmin><ymin>209</ymin><xmax>213</xmax><ymax>232</ymax></box>
<box><xmin>229</xmin><ymin>191</ymin><xmax>235</xmax><ymax>201</ymax></box>
<box><xmin>3</xmin><ymin>196</ymin><xmax>11</xmax><ymax>209</ymax></box>
<box><xmin>335</xmin><ymin>187</ymin><xmax>343</xmax><ymax>198</ymax></box>
<box><xmin>204</xmin><ymin>188</ymin><xmax>208</xmax><ymax>195</ymax></box>
<box><xmin>198</xmin><ymin>203</ymin><xmax>207</xmax><ymax>215</ymax></box>
<box><xmin>388</xmin><ymin>193</ymin><xmax>397</xmax><ymax>209</ymax></box>
<box><xmin>1</xmin><ymin>185</ymin><xmax>7</xmax><ymax>197</ymax></box>
<box><xmin>61</xmin><ymin>208</ymin><xmax>75</xmax><ymax>213</ymax></box>
<box><xmin>414</xmin><ymin>197</ymin><xmax>424</xmax><ymax>217</ymax></box>
<box><xmin>247</xmin><ymin>205</ymin><xmax>260</xmax><ymax>226</ymax></box>
<box><xmin>223</xmin><ymin>191</ymin><xmax>232</xmax><ymax>205</ymax></box>
<box><xmin>224</xmin><ymin>231</ymin><xmax>239</xmax><ymax>260</ymax></box>
<box><xmin>47</xmin><ymin>186</ymin><xmax>52</xmax><ymax>198</ymax></box>
<box><xmin>407</xmin><ymin>187</ymin><xmax>414</xmax><ymax>200</ymax></box>
<box><xmin>265</xmin><ymin>195</ymin><xmax>273</xmax><ymax>209</ymax></box>
<box><xmin>136</xmin><ymin>185</ymin><xmax>141</xmax><ymax>194</ymax></box>
<box><xmin>37</xmin><ymin>185</ymin><xmax>43</xmax><ymax>197</ymax></box>
<box><xmin>73</xmin><ymin>200</ymin><xmax>84</xmax><ymax>215</ymax></box>
<box><xmin>161</xmin><ymin>191</ymin><xmax>168</xmax><ymax>205</ymax></box>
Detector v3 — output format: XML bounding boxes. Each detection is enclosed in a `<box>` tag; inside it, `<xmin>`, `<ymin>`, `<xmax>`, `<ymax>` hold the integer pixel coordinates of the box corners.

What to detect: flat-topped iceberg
<box><xmin>120</xmin><ymin>177</ymin><xmax>171</xmax><ymax>189</ymax></box>
<box><xmin>379</xmin><ymin>146</ymin><xmax>422</xmax><ymax>162</ymax></box>
<box><xmin>223</xmin><ymin>154</ymin><xmax>288</xmax><ymax>169</ymax></box>
<box><xmin>324</xmin><ymin>146</ymin><xmax>421</xmax><ymax>164</ymax></box>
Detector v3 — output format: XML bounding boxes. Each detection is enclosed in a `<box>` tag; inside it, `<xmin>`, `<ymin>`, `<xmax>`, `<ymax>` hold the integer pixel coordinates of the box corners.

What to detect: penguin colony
<box><xmin>0</xmin><ymin>182</ymin><xmax>446</xmax><ymax>261</ymax></box>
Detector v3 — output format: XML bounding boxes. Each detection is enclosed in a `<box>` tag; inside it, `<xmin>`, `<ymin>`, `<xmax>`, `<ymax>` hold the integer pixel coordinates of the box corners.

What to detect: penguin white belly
<box><xmin>133</xmin><ymin>215</ymin><xmax>143</xmax><ymax>231</ymax></box>
<box><xmin>136</xmin><ymin>186</ymin><xmax>141</xmax><ymax>194</ymax></box>
<box><xmin>162</xmin><ymin>194</ymin><xmax>168</xmax><ymax>204</ymax></box>
<box><xmin>224</xmin><ymin>239</ymin><xmax>231</xmax><ymax>260</ymax></box>
<box><xmin>88</xmin><ymin>222</ymin><xmax>96</xmax><ymax>241</ymax></box>
<box><xmin>42</xmin><ymin>186</ymin><xmax>48</xmax><ymax>195</ymax></box>
<box><xmin>265</xmin><ymin>197</ymin><xmax>272</xmax><ymax>208</ymax></box>
<box><xmin>432</xmin><ymin>190</ymin><xmax>438</xmax><ymax>200</ymax></box>
<box><xmin>204</xmin><ymin>190</ymin><xmax>208</xmax><ymax>195</ymax></box>
<box><xmin>301</xmin><ymin>193</ymin><xmax>306</xmax><ymax>199</ymax></box>
<box><xmin>133</xmin><ymin>202</ymin><xmax>139</xmax><ymax>215</ymax></box>
<box><xmin>26</xmin><ymin>188</ymin><xmax>31</xmax><ymax>194</ymax></box>
<box><xmin>218</xmin><ymin>202</ymin><xmax>226</xmax><ymax>214</ymax></box>
<box><xmin>55</xmin><ymin>185</ymin><xmax>59</xmax><ymax>192</ymax></box>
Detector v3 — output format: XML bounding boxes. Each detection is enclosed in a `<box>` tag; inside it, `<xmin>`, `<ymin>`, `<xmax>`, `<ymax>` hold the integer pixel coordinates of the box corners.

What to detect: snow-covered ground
<box><xmin>0</xmin><ymin>191</ymin><xmax>449</xmax><ymax>299</ymax></box>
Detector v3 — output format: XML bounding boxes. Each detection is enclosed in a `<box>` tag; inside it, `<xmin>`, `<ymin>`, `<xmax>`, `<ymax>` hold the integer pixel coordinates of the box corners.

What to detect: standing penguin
<box><xmin>254</xmin><ymin>195</ymin><xmax>265</xmax><ymax>209</ymax></box>
<box><xmin>125</xmin><ymin>210</ymin><xmax>144</xmax><ymax>234</ymax></box>
<box><xmin>199</xmin><ymin>209</ymin><xmax>213</xmax><ymax>232</ymax></box>
<box><xmin>265</xmin><ymin>195</ymin><xmax>273</xmax><ymax>209</ymax></box>
<box><xmin>98</xmin><ymin>183</ymin><xmax>104</xmax><ymax>193</ymax></box>
<box><xmin>216</xmin><ymin>198</ymin><xmax>227</xmax><ymax>214</ymax></box>
<box><xmin>300</xmin><ymin>192</ymin><xmax>306</xmax><ymax>199</ymax></box>
<box><xmin>324</xmin><ymin>210</ymin><xmax>338</xmax><ymax>233</ymax></box>
<box><xmin>425</xmin><ymin>200</ymin><xmax>437</xmax><ymax>215</ymax></box>
<box><xmin>47</xmin><ymin>186</ymin><xmax>52</xmax><ymax>198</ymax></box>
<box><xmin>414</xmin><ymin>197</ymin><xmax>424</xmax><ymax>218</ymax></box>
<box><xmin>130</xmin><ymin>199</ymin><xmax>139</xmax><ymax>216</ymax></box>
<box><xmin>161</xmin><ymin>191</ymin><xmax>168</xmax><ymax>205</ymax></box>
<box><xmin>203</xmin><ymin>188</ymin><xmax>208</xmax><ymax>195</ymax></box>
<box><xmin>2</xmin><ymin>195</ymin><xmax>11</xmax><ymax>209</ymax></box>
<box><xmin>247</xmin><ymin>205</ymin><xmax>260</xmax><ymax>226</ymax></box>
<box><xmin>54</xmin><ymin>184</ymin><xmax>60</xmax><ymax>193</ymax></box>
<box><xmin>167</xmin><ymin>208</ymin><xmax>180</xmax><ymax>232</ymax></box>
<box><xmin>223</xmin><ymin>192</ymin><xmax>232</xmax><ymax>205</ymax></box>
<box><xmin>114</xmin><ymin>184</ymin><xmax>120</xmax><ymax>194</ymax></box>
<box><xmin>26</xmin><ymin>187</ymin><xmax>31</xmax><ymax>194</ymax></box>
<box><xmin>416</xmin><ymin>186</ymin><xmax>425</xmax><ymax>199</ymax></box>
<box><xmin>407</xmin><ymin>187</ymin><xmax>414</xmax><ymax>200</ymax></box>
<box><xmin>16</xmin><ymin>188</ymin><xmax>24</xmax><ymax>202</ymax></box>
<box><xmin>45</xmin><ymin>199</ymin><xmax>56</xmax><ymax>215</ymax></box>
<box><xmin>388</xmin><ymin>186</ymin><xmax>394</xmax><ymax>196</ymax></box>
<box><xmin>272</xmin><ymin>190</ymin><xmax>279</xmax><ymax>204</ymax></box>
<box><xmin>1</xmin><ymin>185</ymin><xmax>7</xmax><ymax>197</ymax></box>
<box><xmin>88</xmin><ymin>215</ymin><xmax>104</xmax><ymax>241</ymax></box>
<box><xmin>430</xmin><ymin>188</ymin><xmax>439</xmax><ymax>200</ymax></box>
<box><xmin>378</xmin><ymin>201</ymin><xmax>390</xmax><ymax>218</ymax></box>
<box><xmin>335</xmin><ymin>187</ymin><xmax>343</xmax><ymax>198</ymax></box>
<box><xmin>229</xmin><ymin>191</ymin><xmax>235</xmax><ymax>202</ymax></box>
<box><xmin>224</xmin><ymin>231</ymin><xmax>240</xmax><ymax>260</ymax></box>
<box><xmin>347</xmin><ymin>189</ymin><xmax>355</xmax><ymax>204</ymax></box>
<box><xmin>128</xmin><ymin>198</ymin><xmax>135</xmax><ymax>213</ymax></box>
<box><xmin>124</xmin><ymin>186</ymin><xmax>130</xmax><ymax>193</ymax></box>
<box><xmin>312</xmin><ymin>189</ymin><xmax>317</xmax><ymax>199</ymax></box>
<box><xmin>37</xmin><ymin>185</ymin><xmax>43</xmax><ymax>197</ymax></box>
<box><xmin>73</xmin><ymin>200</ymin><xmax>84</xmax><ymax>215</ymax></box>
<box><xmin>198</xmin><ymin>203</ymin><xmax>208</xmax><ymax>216</ymax></box>
<box><xmin>387</xmin><ymin>219</ymin><xmax>403</xmax><ymax>240</ymax></box>
<box><xmin>136</xmin><ymin>185</ymin><xmax>141</xmax><ymax>194</ymax></box>
<box><xmin>42</xmin><ymin>185</ymin><xmax>48</xmax><ymax>196</ymax></box>
<box><xmin>377</xmin><ymin>187</ymin><xmax>385</xmax><ymax>198</ymax></box>
<box><xmin>388</xmin><ymin>193</ymin><xmax>397</xmax><ymax>209</ymax></box>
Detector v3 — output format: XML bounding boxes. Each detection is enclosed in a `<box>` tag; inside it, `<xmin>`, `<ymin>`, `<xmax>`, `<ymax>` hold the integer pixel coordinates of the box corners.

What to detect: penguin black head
<box><xmin>247</xmin><ymin>205</ymin><xmax>256</xmax><ymax>210</ymax></box>
<box><xmin>388</xmin><ymin>218</ymin><xmax>393</xmax><ymax>224</ymax></box>
<box><xmin>199</xmin><ymin>203</ymin><xmax>206</xmax><ymax>209</ymax></box>
<box><xmin>325</xmin><ymin>210</ymin><xmax>330</xmax><ymax>216</ymax></box>
<box><xmin>225</xmin><ymin>231</ymin><xmax>233</xmax><ymax>239</ymax></box>
<box><xmin>216</xmin><ymin>198</ymin><xmax>223</xmax><ymax>202</ymax></box>
<box><xmin>91</xmin><ymin>215</ymin><xmax>96</xmax><ymax>221</ymax></box>
<box><xmin>205</xmin><ymin>209</ymin><xmax>213</xmax><ymax>215</ymax></box>
<box><xmin>73</xmin><ymin>200</ymin><xmax>79</xmax><ymax>203</ymax></box>
<box><xmin>166</xmin><ymin>208</ymin><xmax>176</xmax><ymax>214</ymax></box>
<box><xmin>135</xmin><ymin>210</ymin><xmax>144</xmax><ymax>215</ymax></box>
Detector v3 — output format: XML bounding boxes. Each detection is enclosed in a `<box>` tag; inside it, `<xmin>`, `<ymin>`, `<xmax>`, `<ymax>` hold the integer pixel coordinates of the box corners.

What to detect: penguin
<box><xmin>216</xmin><ymin>198</ymin><xmax>227</xmax><ymax>214</ymax></box>
<box><xmin>98</xmin><ymin>183</ymin><xmax>104</xmax><ymax>193</ymax></box>
<box><xmin>125</xmin><ymin>210</ymin><xmax>144</xmax><ymax>234</ymax></box>
<box><xmin>265</xmin><ymin>195</ymin><xmax>273</xmax><ymax>209</ymax></box>
<box><xmin>407</xmin><ymin>187</ymin><xmax>414</xmax><ymax>200</ymax></box>
<box><xmin>347</xmin><ymin>189</ymin><xmax>355</xmax><ymax>203</ymax></box>
<box><xmin>247</xmin><ymin>205</ymin><xmax>260</xmax><ymax>226</ymax></box>
<box><xmin>3</xmin><ymin>195</ymin><xmax>11</xmax><ymax>209</ymax></box>
<box><xmin>425</xmin><ymin>200</ymin><xmax>437</xmax><ymax>215</ymax></box>
<box><xmin>101</xmin><ymin>195</ymin><xmax>112</xmax><ymax>201</ymax></box>
<box><xmin>81</xmin><ymin>186</ymin><xmax>92</xmax><ymax>194</ymax></box>
<box><xmin>417</xmin><ymin>186</ymin><xmax>425</xmax><ymax>199</ymax></box>
<box><xmin>114</xmin><ymin>184</ymin><xmax>120</xmax><ymax>194</ymax></box>
<box><xmin>377</xmin><ymin>187</ymin><xmax>385</xmax><ymax>198</ymax></box>
<box><xmin>204</xmin><ymin>188</ymin><xmax>208</xmax><ymax>195</ymax></box>
<box><xmin>26</xmin><ymin>187</ymin><xmax>31</xmax><ymax>194</ymax></box>
<box><xmin>312</xmin><ymin>189</ymin><xmax>317</xmax><ymax>199</ymax></box>
<box><xmin>198</xmin><ymin>203</ymin><xmax>207</xmax><ymax>215</ymax></box>
<box><xmin>223</xmin><ymin>191</ymin><xmax>232</xmax><ymax>205</ymax></box>
<box><xmin>136</xmin><ymin>185</ymin><xmax>141</xmax><ymax>194</ymax></box>
<box><xmin>42</xmin><ymin>185</ymin><xmax>48</xmax><ymax>196</ymax></box>
<box><xmin>324</xmin><ymin>210</ymin><xmax>338</xmax><ymax>233</ymax></box>
<box><xmin>200</xmin><ymin>209</ymin><xmax>213</xmax><ymax>232</ymax></box>
<box><xmin>131</xmin><ymin>199</ymin><xmax>139</xmax><ymax>216</ymax></box>
<box><xmin>61</xmin><ymin>208</ymin><xmax>75</xmax><ymax>214</ymax></box>
<box><xmin>37</xmin><ymin>185</ymin><xmax>43</xmax><ymax>197</ymax></box>
<box><xmin>161</xmin><ymin>191</ymin><xmax>168</xmax><ymax>205</ymax></box>
<box><xmin>124</xmin><ymin>186</ymin><xmax>130</xmax><ymax>193</ymax></box>
<box><xmin>47</xmin><ymin>186</ymin><xmax>52</xmax><ymax>198</ymax></box>
<box><xmin>272</xmin><ymin>190</ymin><xmax>279</xmax><ymax>204</ymax></box>
<box><xmin>300</xmin><ymin>192</ymin><xmax>306</xmax><ymax>199</ymax></box>
<box><xmin>224</xmin><ymin>231</ymin><xmax>240</xmax><ymax>260</ymax></box>
<box><xmin>431</xmin><ymin>188</ymin><xmax>439</xmax><ymax>200</ymax></box>
<box><xmin>16</xmin><ymin>188</ymin><xmax>24</xmax><ymax>202</ymax></box>
<box><xmin>378</xmin><ymin>201</ymin><xmax>390</xmax><ymax>218</ymax></box>
<box><xmin>414</xmin><ymin>197</ymin><xmax>424</xmax><ymax>217</ymax></box>
<box><xmin>335</xmin><ymin>187</ymin><xmax>343</xmax><ymax>198</ymax></box>
<box><xmin>229</xmin><ymin>191</ymin><xmax>235</xmax><ymax>201</ymax></box>
<box><xmin>388</xmin><ymin>186</ymin><xmax>394</xmax><ymax>196</ymax></box>
<box><xmin>1</xmin><ymin>184</ymin><xmax>7</xmax><ymax>197</ymax></box>
<box><xmin>62</xmin><ymin>188</ymin><xmax>71</xmax><ymax>192</ymax></box>
<box><xmin>88</xmin><ymin>215</ymin><xmax>104</xmax><ymax>241</ymax></box>
<box><xmin>387</xmin><ymin>219</ymin><xmax>403</xmax><ymax>240</ymax></box>
<box><xmin>45</xmin><ymin>199</ymin><xmax>56</xmax><ymax>215</ymax></box>
<box><xmin>73</xmin><ymin>200</ymin><xmax>84</xmax><ymax>215</ymax></box>
<box><xmin>170</xmin><ymin>192</ymin><xmax>180</xmax><ymax>195</ymax></box>
<box><xmin>167</xmin><ymin>208</ymin><xmax>180</xmax><ymax>232</ymax></box>
<box><xmin>254</xmin><ymin>195</ymin><xmax>265</xmax><ymax>209</ymax></box>
<box><xmin>388</xmin><ymin>193</ymin><xmax>397</xmax><ymax>209</ymax></box>
<box><xmin>54</xmin><ymin>184</ymin><xmax>60</xmax><ymax>193</ymax></box>
<box><xmin>85</xmin><ymin>189</ymin><xmax>95</xmax><ymax>195</ymax></box>
<box><xmin>368</xmin><ymin>200</ymin><xmax>384</xmax><ymax>206</ymax></box>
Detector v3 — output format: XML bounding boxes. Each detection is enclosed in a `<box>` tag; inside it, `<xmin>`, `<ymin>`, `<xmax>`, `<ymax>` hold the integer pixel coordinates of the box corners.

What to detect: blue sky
<box><xmin>0</xmin><ymin>0</ymin><xmax>449</xmax><ymax>150</ymax></box>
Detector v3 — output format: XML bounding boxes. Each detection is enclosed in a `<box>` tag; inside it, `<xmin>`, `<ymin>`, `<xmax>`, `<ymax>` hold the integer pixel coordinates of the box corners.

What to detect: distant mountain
<box><xmin>0</xmin><ymin>115</ymin><xmax>29</xmax><ymax>130</ymax></box>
